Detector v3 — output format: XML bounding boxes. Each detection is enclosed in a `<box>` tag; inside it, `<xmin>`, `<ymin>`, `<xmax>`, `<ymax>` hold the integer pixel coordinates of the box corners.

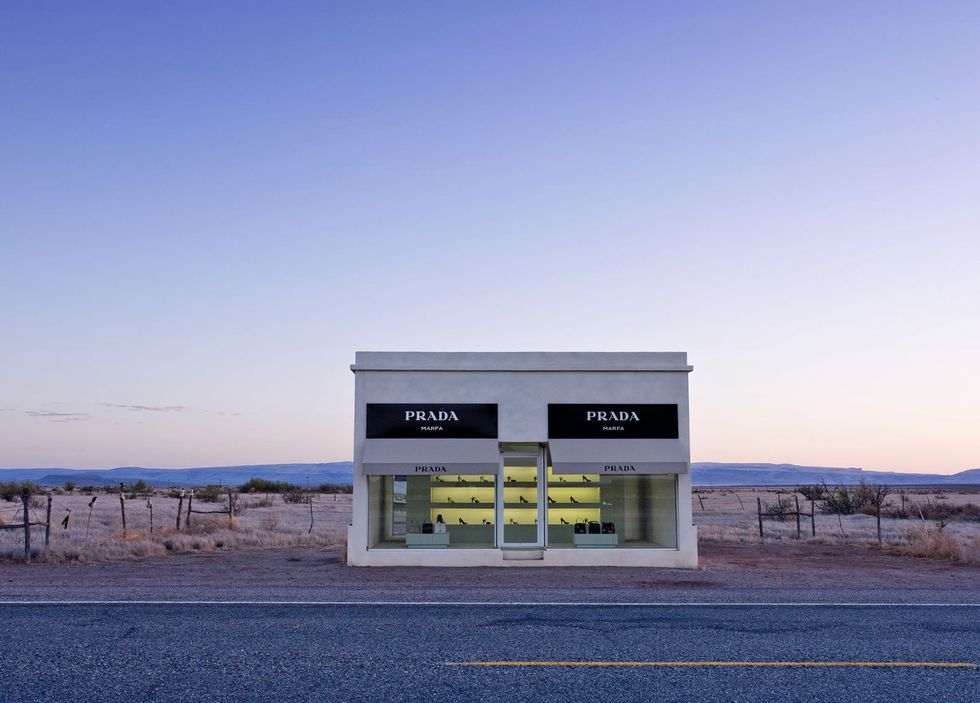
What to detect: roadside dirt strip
<box><xmin>1</xmin><ymin>542</ymin><xmax>978</xmax><ymax>603</ymax></box>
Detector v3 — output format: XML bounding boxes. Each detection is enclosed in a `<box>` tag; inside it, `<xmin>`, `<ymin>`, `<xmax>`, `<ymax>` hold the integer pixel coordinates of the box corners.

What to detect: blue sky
<box><xmin>2</xmin><ymin>2</ymin><xmax>979</xmax><ymax>471</ymax></box>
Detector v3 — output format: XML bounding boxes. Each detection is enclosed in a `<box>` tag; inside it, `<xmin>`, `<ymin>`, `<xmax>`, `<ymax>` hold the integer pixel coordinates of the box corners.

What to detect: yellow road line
<box><xmin>445</xmin><ymin>661</ymin><xmax>976</xmax><ymax>668</ymax></box>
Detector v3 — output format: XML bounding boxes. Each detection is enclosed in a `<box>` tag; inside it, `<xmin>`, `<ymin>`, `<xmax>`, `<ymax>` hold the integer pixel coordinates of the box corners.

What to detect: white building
<box><xmin>346</xmin><ymin>352</ymin><xmax>697</xmax><ymax>567</ymax></box>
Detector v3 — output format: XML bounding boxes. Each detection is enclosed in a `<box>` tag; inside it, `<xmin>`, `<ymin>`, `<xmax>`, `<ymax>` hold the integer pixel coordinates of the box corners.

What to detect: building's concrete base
<box><xmin>346</xmin><ymin>525</ymin><xmax>699</xmax><ymax>568</ymax></box>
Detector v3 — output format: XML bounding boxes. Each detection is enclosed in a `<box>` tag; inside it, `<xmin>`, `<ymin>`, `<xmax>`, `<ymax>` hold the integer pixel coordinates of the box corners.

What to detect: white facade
<box><xmin>347</xmin><ymin>352</ymin><xmax>698</xmax><ymax>567</ymax></box>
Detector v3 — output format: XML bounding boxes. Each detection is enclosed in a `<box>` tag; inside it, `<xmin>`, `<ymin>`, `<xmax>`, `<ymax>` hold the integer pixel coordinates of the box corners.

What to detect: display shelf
<box><xmin>545</xmin><ymin>502</ymin><xmax>601</xmax><ymax>508</ymax></box>
<box><xmin>430</xmin><ymin>502</ymin><xmax>493</xmax><ymax>509</ymax></box>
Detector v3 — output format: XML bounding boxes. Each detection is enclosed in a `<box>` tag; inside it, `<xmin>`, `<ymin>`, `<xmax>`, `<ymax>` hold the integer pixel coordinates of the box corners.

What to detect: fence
<box><xmin>0</xmin><ymin>489</ymin><xmax>53</xmax><ymax>561</ymax></box>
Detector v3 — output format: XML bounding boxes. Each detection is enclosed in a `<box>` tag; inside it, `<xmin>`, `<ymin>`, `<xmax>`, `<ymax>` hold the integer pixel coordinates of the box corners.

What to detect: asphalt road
<box><xmin>0</xmin><ymin>603</ymin><xmax>977</xmax><ymax>702</ymax></box>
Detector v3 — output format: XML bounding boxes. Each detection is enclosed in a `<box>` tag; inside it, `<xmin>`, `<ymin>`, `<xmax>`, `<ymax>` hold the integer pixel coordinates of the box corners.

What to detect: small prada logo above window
<box><xmin>587</xmin><ymin>411</ymin><xmax>640</xmax><ymax>422</ymax></box>
<box><xmin>405</xmin><ymin>410</ymin><xmax>459</xmax><ymax>422</ymax></box>
<box><xmin>603</xmin><ymin>465</ymin><xmax>637</xmax><ymax>472</ymax></box>
<box><xmin>414</xmin><ymin>465</ymin><xmax>447</xmax><ymax>473</ymax></box>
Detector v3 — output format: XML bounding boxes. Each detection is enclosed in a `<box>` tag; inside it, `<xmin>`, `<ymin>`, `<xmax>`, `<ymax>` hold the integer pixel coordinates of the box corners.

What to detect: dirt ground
<box><xmin>2</xmin><ymin>541</ymin><xmax>978</xmax><ymax>601</ymax></box>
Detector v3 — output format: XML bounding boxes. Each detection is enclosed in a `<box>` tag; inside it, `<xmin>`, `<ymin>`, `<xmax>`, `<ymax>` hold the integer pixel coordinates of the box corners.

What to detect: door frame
<box><xmin>496</xmin><ymin>446</ymin><xmax>546</xmax><ymax>547</ymax></box>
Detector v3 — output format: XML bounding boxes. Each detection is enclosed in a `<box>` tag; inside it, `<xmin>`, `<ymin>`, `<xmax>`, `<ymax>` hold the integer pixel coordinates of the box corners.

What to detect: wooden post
<box><xmin>697</xmin><ymin>493</ymin><xmax>705</xmax><ymax>511</ymax></box>
<box><xmin>45</xmin><ymin>492</ymin><xmax>53</xmax><ymax>548</ymax></box>
<box><xmin>22</xmin><ymin>489</ymin><xmax>31</xmax><ymax>561</ymax></box>
<box><xmin>308</xmin><ymin>498</ymin><xmax>314</xmax><ymax>534</ymax></box>
<box><xmin>736</xmin><ymin>493</ymin><xmax>744</xmax><ymax>511</ymax></box>
<box><xmin>795</xmin><ymin>495</ymin><xmax>801</xmax><ymax>539</ymax></box>
<box><xmin>176</xmin><ymin>490</ymin><xmax>184</xmax><ymax>530</ymax></box>
<box><xmin>119</xmin><ymin>483</ymin><xmax>127</xmax><ymax>537</ymax></box>
<box><xmin>147</xmin><ymin>499</ymin><xmax>154</xmax><ymax>535</ymax></box>
<box><xmin>876</xmin><ymin>504</ymin><xmax>882</xmax><ymax>547</ymax></box>
<box><xmin>757</xmin><ymin>497</ymin><xmax>764</xmax><ymax>538</ymax></box>
<box><xmin>185</xmin><ymin>490</ymin><xmax>193</xmax><ymax>528</ymax></box>
<box><xmin>227</xmin><ymin>489</ymin><xmax>234</xmax><ymax>527</ymax></box>
<box><xmin>810</xmin><ymin>499</ymin><xmax>816</xmax><ymax>537</ymax></box>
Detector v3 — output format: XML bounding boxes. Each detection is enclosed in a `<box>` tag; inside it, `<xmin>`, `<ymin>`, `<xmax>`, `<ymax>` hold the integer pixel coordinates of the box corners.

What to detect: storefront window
<box><xmin>545</xmin><ymin>470</ymin><xmax>677</xmax><ymax>548</ymax></box>
<box><xmin>368</xmin><ymin>474</ymin><xmax>496</xmax><ymax>548</ymax></box>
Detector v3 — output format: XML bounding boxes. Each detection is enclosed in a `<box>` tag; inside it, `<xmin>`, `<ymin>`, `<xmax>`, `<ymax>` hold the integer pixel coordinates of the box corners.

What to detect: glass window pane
<box><xmin>545</xmin><ymin>470</ymin><xmax>677</xmax><ymax>549</ymax></box>
<box><xmin>368</xmin><ymin>474</ymin><xmax>496</xmax><ymax>549</ymax></box>
<box><xmin>502</xmin><ymin>456</ymin><xmax>538</xmax><ymax>544</ymax></box>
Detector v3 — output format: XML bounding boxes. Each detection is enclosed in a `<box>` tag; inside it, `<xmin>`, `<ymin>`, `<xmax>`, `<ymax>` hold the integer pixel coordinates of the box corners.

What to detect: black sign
<box><xmin>366</xmin><ymin>403</ymin><xmax>498</xmax><ymax>439</ymax></box>
<box><xmin>548</xmin><ymin>404</ymin><xmax>678</xmax><ymax>439</ymax></box>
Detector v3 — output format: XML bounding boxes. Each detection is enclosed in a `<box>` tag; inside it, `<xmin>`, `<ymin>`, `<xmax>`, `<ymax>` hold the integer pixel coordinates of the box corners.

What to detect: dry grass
<box><xmin>693</xmin><ymin>487</ymin><xmax>980</xmax><ymax>564</ymax></box>
<box><xmin>0</xmin><ymin>491</ymin><xmax>351</xmax><ymax>563</ymax></box>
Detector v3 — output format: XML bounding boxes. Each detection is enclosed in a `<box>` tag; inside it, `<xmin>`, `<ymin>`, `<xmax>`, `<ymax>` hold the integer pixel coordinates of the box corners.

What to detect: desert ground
<box><xmin>1</xmin><ymin>485</ymin><xmax>977</xmax><ymax>565</ymax></box>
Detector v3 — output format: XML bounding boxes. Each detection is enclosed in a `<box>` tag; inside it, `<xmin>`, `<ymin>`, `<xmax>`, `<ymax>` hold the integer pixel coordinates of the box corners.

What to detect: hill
<box><xmin>0</xmin><ymin>461</ymin><xmax>977</xmax><ymax>487</ymax></box>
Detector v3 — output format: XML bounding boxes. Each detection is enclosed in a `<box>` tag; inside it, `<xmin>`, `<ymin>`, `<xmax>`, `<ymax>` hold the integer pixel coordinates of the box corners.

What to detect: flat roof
<box><xmin>351</xmin><ymin>351</ymin><xmax>692</xmax><ymax>373</ymax></box>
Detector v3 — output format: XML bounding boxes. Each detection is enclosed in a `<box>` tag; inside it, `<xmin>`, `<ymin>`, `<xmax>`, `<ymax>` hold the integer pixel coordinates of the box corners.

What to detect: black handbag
<box><xmin>601</xmin><ymin>522</ymin><xmax>615</xmax><ymax>534</ymax></box>
<box><xmin>588</xmin><ymin>520</ymin><xmax>601</xmax><ymax>534</ymax></box>
<box><xmin>421</xmin><ymin>522</ymin><xmax>434</xmax><ymax>534</ymax></box>
<box><xmin>573</xmin><ymin>521</ymin><xmax>587</xmax><ymax>534</ymax></box>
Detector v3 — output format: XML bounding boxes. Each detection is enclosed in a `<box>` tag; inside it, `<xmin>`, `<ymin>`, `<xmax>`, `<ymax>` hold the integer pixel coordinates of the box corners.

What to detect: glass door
<box><xmin>498</xmin><ymin>450</ymin><xmax>544</xmax><ymax>546</ymax></box>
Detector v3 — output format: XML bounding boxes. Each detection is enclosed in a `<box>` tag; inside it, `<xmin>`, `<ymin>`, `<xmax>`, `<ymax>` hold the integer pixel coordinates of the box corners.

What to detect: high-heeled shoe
<box><xmin>459</xmin><ymin>517</ymin><xmax>467</xmax><ymax>525</ymax></box>
<box><xmin>509</xmin><ymin>518</ymin><xmax>518</xmax><ymax>525</ymax></box>
<box><xmin>560</xmin><ymin>517</ymin><xmax>569</xmax><ymax>525</ymax></box>
<box><xmin>457</xmin><ymin>476</ymin><xmax>465</xmax><ymax>484</ymax></box>
<box><xmin>559</xmin><ymin>477</ymin><xmax>566</xmax><ymax>483</ymax></box>
<box><xmin>582</xmin><ymin>475</ymin><xmax>592</xmax><ymax>483</ymax></box>
<box><xmin>434</xmin><ymin>476</ymin><xmax>444</xmax><ymax>483</ymax></box>
<box><xmin>471</xmin><ymin>496</ymin><xmax>480</xmax><ymax>504</ymax></box>
<box><xmin>547</xmin><ymin>496</ymin><xmax>556</xmax><ymax>504</ymax></box>
<box><xmin>519</xmin><ymin>495</ymin><xmax>528</xmax><ymax>504</ymax></box>
<box><xmin>570</xmin><ymin>496</ymin><xmax>579</xmax><ymax>504</ymax></box>
<box><xmin>507</xmin><ymin>476</ymin><xmax>514</xmax><ymax>483</ymax></box>
<box><xmin>447</xmin><ymin>497</ymin><xmax>455</xmax><ymax>504</ymax></box>
<box><xmin>482</xmin><ymin>519</ymin><xmax>492</xmax><ymax>525</ymax></box>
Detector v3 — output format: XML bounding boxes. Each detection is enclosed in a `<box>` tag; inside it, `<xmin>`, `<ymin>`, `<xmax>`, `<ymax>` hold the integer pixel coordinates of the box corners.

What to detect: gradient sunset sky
<box><xmin>2</xmin><ymin>2</ymin><xmax>978</xmax><ymax>473</ymax></box>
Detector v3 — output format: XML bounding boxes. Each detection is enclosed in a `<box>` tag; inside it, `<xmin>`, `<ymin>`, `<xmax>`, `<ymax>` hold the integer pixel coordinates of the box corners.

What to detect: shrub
<box><xmin>764</xmin><ymin>497</ymin><xmax>794</xmax><ymax>521</ymax></box>
<box><xmin>797</xmin><ymin>484</ymin><xmax>825</xmax><ymax>502</ymax></box>
<box><xmin>239</xmin><ymin>478</ymin><xmax>298</xmax><ymax>494</ymax></box>
<box><xmin>0</xmin><ymin>481</ymin><xmax>41</xmax><ymax>502</ymax></box>
<box><xmin>193</xmin><ymin>485</ymin><xmax>224</xmax><ymax>503</ymax></box>
<box><xmin>64</xmin><ymin>480</ymin><xmax>75</xmax><ymax>494</ymax></box>
<box><xmin>283</xmin><ymin>490</ymin><xmax>311</xmax><ymax>504</ymax></box>
<box><xmin>317</xmin><ymin>482</ymin><xmax>352</xmax><ymax>494</ymax></box>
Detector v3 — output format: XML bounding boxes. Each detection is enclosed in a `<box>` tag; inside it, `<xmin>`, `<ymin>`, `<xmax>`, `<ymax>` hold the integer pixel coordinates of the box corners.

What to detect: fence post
<box><xmin>119</xmin><ymin>483</ymin><xmax>127</xmax><ymax>537</ymax></box>
<box><xmin>45</xmin><ymin>492</ymin><xmax>53</xmax><ymax>548</ymax></box>
<box><xmin>308</xmin><ymin>498</ymin><xmax>314</xmax><ymax>534</ymax></box>
<box><xmin>185</xmin><ymin>490</ymin><xmax>193</xmax><ymax>528</ymax></box>
<box><xmin>147</xmin><ymin>499</ymin><xmax>154</xmax><ymax>535</ymax></box>
<box><xmin>736</xmin><ymin>493</ymin><xmax>744</xmax><ymax>511</ymax></box>
<box><xmin>22</xmin><ymin>489</ymin><xmax>31</xmax><ymax>561</ymax></box>
<box><xmin>696</xmin><ymin>493</ymin><xmax>705</xmax><ymax>511</ymax></box>
<box><xmin>876</xmin><ymin>504</ymin><xmax>882</xmax><ymax>547</ymax></box>
<box><xmin>757</xmin><ymin>497</ymin><xmax>764</xmax><ymax>539</ymax></box>
<box><xmin>795</xmin><ymin>495</ymin><xmax>801</xmax><ymax>539</ymax></box>
<box><xmin>810</xmin><ymin>499</ymin><xmax>816</xmax><ymax>537</ymax></box>
<box><xmin>176</xmin><ymin>490</ymin><xmax>184</xmax><ymax>530</ymax></box>
<box><xmin>227</xmin><ymin>488</ymin><xmax>234</xmax><ymax>527</ymax></box>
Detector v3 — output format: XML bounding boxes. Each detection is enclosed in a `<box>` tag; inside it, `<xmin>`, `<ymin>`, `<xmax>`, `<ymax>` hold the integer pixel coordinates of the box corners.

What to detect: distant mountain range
<box><xmin>690</xmin><ymin>463</ymin><xmax>980</xmax><ymax>486</ymax></box>
<box><xmin>0</xmin><ymin>462</ymin><xmax>977</xmax><ymax>487</ymax></box>
<box><xmin>0</xmin><ymin>463</ymin><xmax>355</xmax><ymax>488</ymax></box>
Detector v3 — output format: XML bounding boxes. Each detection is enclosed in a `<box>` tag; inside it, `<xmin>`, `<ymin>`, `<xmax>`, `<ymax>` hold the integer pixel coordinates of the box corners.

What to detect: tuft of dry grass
<box><xmin>893</xmin><ymin>526</ymin><xmax>963</xmax><ymax>562</ymax></box>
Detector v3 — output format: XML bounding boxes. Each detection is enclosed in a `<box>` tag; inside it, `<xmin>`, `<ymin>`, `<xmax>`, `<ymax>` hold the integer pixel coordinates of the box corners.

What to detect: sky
<box><xmin>1</xmin><ymin>2</ymin><xmax>979</xmax><ymax>473</ymax></box>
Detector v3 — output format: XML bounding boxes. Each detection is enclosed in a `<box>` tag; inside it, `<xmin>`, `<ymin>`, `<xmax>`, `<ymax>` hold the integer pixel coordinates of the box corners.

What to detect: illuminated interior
<box><xmin>366</xmin><ymin>460</ymin><xmax>678</xmax><ymax>550</ymax></box>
